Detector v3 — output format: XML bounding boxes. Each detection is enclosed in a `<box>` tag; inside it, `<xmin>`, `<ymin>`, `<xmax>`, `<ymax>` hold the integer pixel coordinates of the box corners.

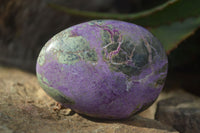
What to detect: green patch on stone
<box><xmin>110</xmin><ymin>64</ymin><xmax>139</xmax><ymax>76</ymax></box>
<box><xmin>38</xmin><ymin>46</ymin><xmax>46</xmax><ymax>66</ymax></box>
<box><xmin>63</xmin><ymin>36</ymin><xmax>90</xmax><ymax>52</ymax></box>
<box><xmin>155</xmin><ymin>77</ymin><xmax>166</xmax><ymax>88</ymax></box>
<box><xmin>155</xmin><ymin>63</ymin><xmax>168</xmax><ymax>75</ymax></box>
<box><xmin>146</xmin><ymin>35</ymin><xmax>163</xmax><ymax>57</ymax></box>
<box><xmin>57</xmin><ymin>35</ymin><xmax>98</xmax><ymax>65</ymax></box>
<box><xmin>132</xmin><ymin>40</ymin><xmax>149</xmax><ymax>67</ymax></box>
<box><xmin>120</xmin><ymin>39</ymin><xmax>134</xmax><ymax>55</ymax></box>
<box><xmin>58</xmin><ymin>53</ymin><xmax>80</xmax><ymax>65</ymax></box>
<box><xmin>81</xmin><ymin>49</ymin><xmax>98</xmax><ymax>62</ymax></box>
<box><xmin>107</xmin><ymin>42</ymin><xmax>118</xmax><ymax>53</ymax></box>
<box><xmin>101</xmin><ymin>30</ymin><xmax>145</xmax><ymax>76</ymax></box>
<box><xmin>113</xmin><ymin>34</ymin><xmax>119</xmax><ymax>42</ymax></box>
<box><xmin>156</xmin><ymin>78</ymin><xmax>166</xmax><ymax>85</ymax></box>
<box><xmin>55</xmin><ymin>29</ymin><xmax>71</xmax><ymax>41</ymax></box>
<box><xmin>111</xmin><ymin>50</ymin><xmax>127</xmax><ymax>63</ymax></box>
<box><xmin>38</xmin><ymin>54</ymin><xmax>45</xmax><ymax>66</ymax></box>
<box><xmin>37</xmin><ymin>74</ymin><xmax>75</xmax><ymax>105</ymax></box>
<box><xmin>43</xmin><ymin>76</ymin><xmax>49</xmax><ymax>84</ymax></box>
<box><xmin>101</xmin><ymin>30</ymin><xmax>112</xmax><ymax>48</ymax></box>
<box><xmin>106</xmin><ymin>24</ymin><xmax>113</xmax><ymax>29</ymax></box>
<box><xmin>88</xmin><ymin>20</ymin><xmax>104</xmax><ymax>26</ymax></box>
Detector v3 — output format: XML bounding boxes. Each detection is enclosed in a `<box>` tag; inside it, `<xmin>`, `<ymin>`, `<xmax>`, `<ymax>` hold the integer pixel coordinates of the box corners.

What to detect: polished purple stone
<box><xmin>36</xmin><ymin>20</ymin><xmax>168</xmax><ymax>119</ymax></box>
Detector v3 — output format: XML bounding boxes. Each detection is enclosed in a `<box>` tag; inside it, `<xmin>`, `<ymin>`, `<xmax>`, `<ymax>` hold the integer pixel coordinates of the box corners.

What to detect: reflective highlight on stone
<box><xmin>36</xmin><ymin>20</ymin><xmax>168</xmax><ymax>119</ymax></box>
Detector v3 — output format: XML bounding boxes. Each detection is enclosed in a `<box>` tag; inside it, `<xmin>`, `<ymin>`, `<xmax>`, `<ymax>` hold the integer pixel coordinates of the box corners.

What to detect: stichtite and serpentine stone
<box><xmin>36</xmin><ymin>20</ymin><xmax>168</xmax><ymax>119</ymax></box>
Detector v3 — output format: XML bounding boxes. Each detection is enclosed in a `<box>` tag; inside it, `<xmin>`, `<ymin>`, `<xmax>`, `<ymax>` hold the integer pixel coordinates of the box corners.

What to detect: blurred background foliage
<box><xmin>49</xmin><ymin>0</ymin><xmax>200</xmax><ymax>54</ymax></box>
<box><xmin>0</xmin><ymin>0</ymin><xmax>199</xmax><ymax>94</ymax></box>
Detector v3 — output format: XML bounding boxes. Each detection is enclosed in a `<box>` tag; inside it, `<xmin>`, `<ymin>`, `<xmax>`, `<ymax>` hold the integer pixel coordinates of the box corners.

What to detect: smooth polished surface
<box><xmin>36</xmin><ymin>20</ymin><xmax>168</xmax><ymax>119</ymax></box>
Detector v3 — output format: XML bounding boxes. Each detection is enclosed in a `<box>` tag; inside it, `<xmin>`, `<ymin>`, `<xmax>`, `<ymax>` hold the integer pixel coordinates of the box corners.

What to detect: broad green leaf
<box><xmin>48</xmin><ymin>0</ymin><xmax>200</xmax><ymax>53</ymax></box>
<box><xmin>48</xmin><ymin>0</ymin><xmax>177</xmax><ymax>24</ymax></box>
<box><xmin>150</xmin><ymin>16</ymin><xmax>200</xmax><ymax>54</ymax></box>
<box><xmin>133</xmin><ymin>0</ymin><xmax>200</xmax><ymax>26</ymax></box>
<box><xmin>48</xmin><ymin>0</ymin><xmax>200</xmax><ymax>26</ymax></box>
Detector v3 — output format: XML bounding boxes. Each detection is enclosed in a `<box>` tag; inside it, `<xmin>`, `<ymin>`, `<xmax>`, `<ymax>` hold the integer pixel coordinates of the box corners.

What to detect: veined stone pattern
<box><xmin>36</xmin><ymin>20</ymin><xmax>168</xmax><ymax>119</ymax></box>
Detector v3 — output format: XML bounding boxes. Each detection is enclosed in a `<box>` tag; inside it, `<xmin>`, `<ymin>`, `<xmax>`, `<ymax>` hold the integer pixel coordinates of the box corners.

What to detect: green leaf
<box><xmin>133</xmin><ymin>0</ymin><xmax>200</xmax><ymax>26</ymax></box>
<box><xmin>48</xmin><ymin>0</ymin><xmax>200</xmax><ymax>26</ymax></box>
<box><xmin>150</xmin><ymin>16</ymin><xmax>200</xmax><ymax>54</ymax></box>
<box><xmin>48</xmin><ymin>0</ymin><xmax>177</xmax><ymax>23</ymax></box>
<box><xmin>48</xmin><ymin>0</ymin><xmax>200</xmax><ymax>53</ymax></box>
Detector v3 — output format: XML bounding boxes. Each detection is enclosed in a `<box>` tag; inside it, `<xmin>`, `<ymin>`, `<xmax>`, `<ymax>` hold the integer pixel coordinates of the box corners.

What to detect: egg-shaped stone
<box><xmin>36</xmin><ymin>20</ymin><xmax>168</xmax><ymax>119</ymax></box>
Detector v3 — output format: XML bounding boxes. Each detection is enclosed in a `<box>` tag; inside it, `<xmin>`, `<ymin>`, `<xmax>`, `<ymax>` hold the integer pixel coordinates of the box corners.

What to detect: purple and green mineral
<box><xmin>36</xmin><ymin>20</ymin><xmax>168</xmax><ymax>119</ymax></box>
